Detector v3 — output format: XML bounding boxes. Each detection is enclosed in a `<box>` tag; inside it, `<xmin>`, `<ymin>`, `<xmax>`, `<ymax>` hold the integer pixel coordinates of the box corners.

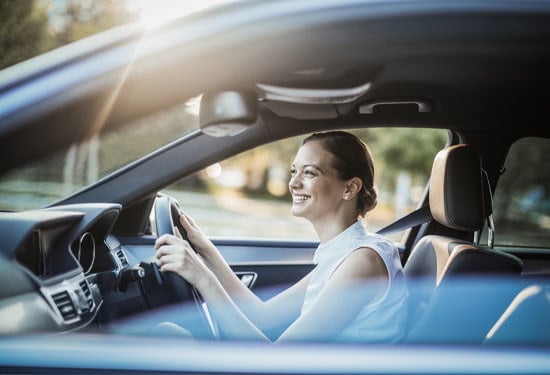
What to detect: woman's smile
<box><xmin>292</xmin><ymin>194</ymin><xmax>311</xmax><ymax>204</ymax></box>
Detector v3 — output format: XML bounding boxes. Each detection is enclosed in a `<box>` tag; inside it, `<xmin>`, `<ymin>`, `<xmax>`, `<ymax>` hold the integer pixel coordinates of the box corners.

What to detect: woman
<box><xmin>154</xmin><ymin>131</ymin><xmax>408</xmax><ymax>342</ymax></box>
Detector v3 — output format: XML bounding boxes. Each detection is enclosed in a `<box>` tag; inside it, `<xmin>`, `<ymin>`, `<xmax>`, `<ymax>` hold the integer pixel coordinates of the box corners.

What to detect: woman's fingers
<box><xmin>157</xmin><ymin>244</ymin><xmax>204</xmax><ymax>285</ymax></box>
<box><xmin>157</xmin><ymin>253</ymin><xmax>184</xmax><ymax>269</ymax></box>
<box><xmin>156</xmin><ymin>233</ymin><xmax>190</xmax><ymax>246</ymax></box>
<box><xmin>179</xmin><ymin>212</ymin><xmax>211</xmax><ymax>251</ymax></box>
<box><xmin>154</xmin><ymin>233</ymin><xmax>177</xmax><ymax>249</ymax></box>
<box><xmin>155</xmin><ymin>243</ymin><xmax>176</xmax><ymax>259</ymax></box>
<box><xmin>158</xmin><ymin>261</ymin><xmax>179</xmax><ymax>275</ymax></box>
<box><xmin>155</xmin><ymin>236</ymin><xmax>190</xmax><ymax>258</ymax></box>
<box><xmin>180</xmin><ymin>211</ymin><xmax>202</xmax><ymax>232</ymax></box>
<box><xmin>179</xmin><ymin>212</ymin><xmax>193</xmax><ymax>231</ymax></box>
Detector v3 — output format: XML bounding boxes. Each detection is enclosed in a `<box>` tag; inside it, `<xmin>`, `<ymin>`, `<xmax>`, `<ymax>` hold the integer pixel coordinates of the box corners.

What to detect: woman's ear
<box><xmin>343</xmin><ymin>177</ymin><xmax>362</xmax><ymax>200</ymax></box>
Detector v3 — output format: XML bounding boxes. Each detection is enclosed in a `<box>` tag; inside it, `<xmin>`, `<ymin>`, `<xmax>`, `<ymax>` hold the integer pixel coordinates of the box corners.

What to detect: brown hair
<box><xmin>303</xmin><ymin>131</ymin><xmax>377</xmax><ymax>217</ymax></box>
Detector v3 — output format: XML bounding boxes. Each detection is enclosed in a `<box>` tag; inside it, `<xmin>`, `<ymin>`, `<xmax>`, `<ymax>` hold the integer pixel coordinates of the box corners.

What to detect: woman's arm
<box><xmin>277</xmin><ymin>247</ymin><xmax>389</xmax><ymax>342</ymax></box>
<box><xmin>176</xmin><ymin>212</ymin><xmax>310</xmax><ymax>332</ymax></box>
<box><xmin>155</xmin><ymin>233</ymin><xmax>267</xmax><ymax>340</ymax></box>
<box><xmin>180</xmin><ymin>213</ymin><xmax>309</xmax><ymax>332</ymax></box>
<box><xmin>155</xmin><ymin>213</ymin><xmax>312</xmax><ymax>338</ymax></box>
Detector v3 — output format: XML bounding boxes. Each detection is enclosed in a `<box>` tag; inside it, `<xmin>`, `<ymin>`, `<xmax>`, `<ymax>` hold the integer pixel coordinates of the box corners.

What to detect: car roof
<box><xmin>1</xmin><ymin>0</ymin><xmax>549</xmax><ymax>177</ymax></box>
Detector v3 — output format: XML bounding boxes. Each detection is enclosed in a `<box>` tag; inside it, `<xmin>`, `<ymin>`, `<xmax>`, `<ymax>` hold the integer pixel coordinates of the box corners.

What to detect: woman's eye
<box><xmin>290</xmin><ymin>169</ymin><xmax>297</xmax><ymax>176</ymax></box>
<box><xmin>304</xmin><ymin>170</ymin><xmax>316</xmax><ymax>177</ymax></box>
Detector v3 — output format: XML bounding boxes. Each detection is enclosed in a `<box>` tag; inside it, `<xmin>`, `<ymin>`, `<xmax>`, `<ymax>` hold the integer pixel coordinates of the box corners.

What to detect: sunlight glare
<box><xmin>206</xmin><ymin>163</ymin><xmax>223</xmax><ymax>179</ymax></box>
<box><xmin>129</xmin><ymin>0</ymin><xmax>231</xmax><ymax>27</ymax></box>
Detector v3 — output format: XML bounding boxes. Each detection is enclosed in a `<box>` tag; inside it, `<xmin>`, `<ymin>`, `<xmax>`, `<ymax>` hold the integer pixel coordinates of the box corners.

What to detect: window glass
<box><xmin>0</xmin><ymin>98</ymin><xmax>200</xmax><ymax>211</ymax></box>
<box><xmin>162</xmin><ymin>128</ymin><xmax>447</xmax><ymax>240</ymax></box>
<box><xmin>490</xmin><ymin>137</ymin><xmax>550</xmax><ymax>248</ymax></box>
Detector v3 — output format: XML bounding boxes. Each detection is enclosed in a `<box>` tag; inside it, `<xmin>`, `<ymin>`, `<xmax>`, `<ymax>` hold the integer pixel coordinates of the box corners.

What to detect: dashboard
<box><xmin>0</xmin><ymin>203</ymin><xmax>132</xmax><ymax>334</ymax></box>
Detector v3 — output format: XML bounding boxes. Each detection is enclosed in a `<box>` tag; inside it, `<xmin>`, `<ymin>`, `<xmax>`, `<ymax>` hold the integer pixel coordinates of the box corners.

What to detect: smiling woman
<box><xmin>1</xmin><ymin>0</ymin><xmax>550</xmax><ymax>372</ymax></box>
<box><xmin>161</xmin><ymin>128</ymin><xmax>446</xmax><ymax>240</ymax></box>
<box><xmin>154</xmin><ymin>130</ymin><xmax>408</xmax><ymax>343</ymax></box>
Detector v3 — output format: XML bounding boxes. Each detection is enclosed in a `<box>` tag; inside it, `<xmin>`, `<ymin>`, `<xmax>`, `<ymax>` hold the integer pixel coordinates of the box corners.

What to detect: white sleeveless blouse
<box><xmin>301</xmin><ymin>221</ymin><xmax>408</xmax><ymax>343</ymax></box>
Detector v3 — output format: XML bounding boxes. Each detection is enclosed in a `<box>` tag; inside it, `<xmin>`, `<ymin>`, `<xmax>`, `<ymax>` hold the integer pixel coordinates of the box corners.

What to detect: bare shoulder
<box><xmin>331</xmin><ymin>247</ymin><xmax>389</xmax><ymax>283</ymax></box>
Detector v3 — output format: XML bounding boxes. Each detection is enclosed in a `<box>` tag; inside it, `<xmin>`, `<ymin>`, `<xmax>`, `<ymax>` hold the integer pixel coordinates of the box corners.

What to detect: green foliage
<box><xmin>207</xmin><ymin>128</ymin><xmax>447</xmax><ymax>203</ymax></box>
<box><xmin>370</xmin><ymin>128</ymin><xmax>447</xmax><ymax>177</ymax></box>
<box><xmin>0</xmin><ymin>0</ymin><xmax>137</xmax><ymax>70</ymax></box>
<box><xmin>0</xmin><ymin>0</ymin><xmax>49</xmax><ymax>69</ymax></box>
<box><xmin>47</xmin><ymin>0</ymin><xmax>137</xmax><ymax>45</ymax></box>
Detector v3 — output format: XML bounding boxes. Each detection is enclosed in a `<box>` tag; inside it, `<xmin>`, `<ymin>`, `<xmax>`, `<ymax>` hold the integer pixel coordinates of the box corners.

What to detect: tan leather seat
<box><xmin>403</xmin><ymin>144</ymin><xmax>523</xmax><ymax>343</ymax></box>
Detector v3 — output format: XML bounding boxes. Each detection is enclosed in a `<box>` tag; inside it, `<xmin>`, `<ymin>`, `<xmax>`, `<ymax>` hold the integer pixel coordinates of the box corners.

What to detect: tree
<box><xmin>46</xmin><ymin>0</ymin><xmax>136</xmax><ymax>45</ymax></box>
<box><xmin>371</xmin><ymin>128</ymin><xmax>447</xmax><ymax>178</ymax></box>
<box><xmin>37</xmin><ymin>0</ymin><xmax>138</xmax><ymax>186</ymax></box>
<box><xmin>369</xmin><ymin>128</ymin><xmax>447</xmax><ymax>217</ymax></box>
<box><xmin>0</xmin><ymin>0</ymin><xmax>50</xmax><ymax>69</ymax></box>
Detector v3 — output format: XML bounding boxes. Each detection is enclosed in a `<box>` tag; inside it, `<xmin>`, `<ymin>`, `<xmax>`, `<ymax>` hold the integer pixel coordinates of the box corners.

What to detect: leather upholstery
<box><xmin>429</xmin><ymin>144</ymin><xmax>485</xmax><ymax>231</ymax></box>
<box><xmin>403</xmin><ymin>144</ymin><xmax>523</xmax><ymax>343</ymax></box>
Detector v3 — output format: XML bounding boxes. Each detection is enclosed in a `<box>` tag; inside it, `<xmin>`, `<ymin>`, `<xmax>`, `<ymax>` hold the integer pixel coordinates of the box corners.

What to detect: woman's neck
<box><xmin>313</xmin><ymin>216</ymin><xmax>358</xmax><ymax>244</ymax></box>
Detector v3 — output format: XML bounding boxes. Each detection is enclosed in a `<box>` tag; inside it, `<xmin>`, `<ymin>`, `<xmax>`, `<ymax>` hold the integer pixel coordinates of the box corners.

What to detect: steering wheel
<box><xmin>152</xmin><ymin>195</ymin><xmax>218</xmax><ymax>339</ymax></box>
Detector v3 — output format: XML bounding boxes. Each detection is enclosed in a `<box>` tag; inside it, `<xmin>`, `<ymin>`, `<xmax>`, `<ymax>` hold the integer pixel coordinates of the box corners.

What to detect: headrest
<box><xmin>429</xmin><ymin>144</ymin><xmax>485</xmax><ymax>231</ymax></box>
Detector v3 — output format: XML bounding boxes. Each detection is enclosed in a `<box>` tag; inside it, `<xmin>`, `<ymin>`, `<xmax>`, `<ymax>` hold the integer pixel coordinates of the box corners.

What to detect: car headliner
<box><xmin>1</xmin><ymin>0</ymin><xmax>549</xmax><ymax>205</ymax></box>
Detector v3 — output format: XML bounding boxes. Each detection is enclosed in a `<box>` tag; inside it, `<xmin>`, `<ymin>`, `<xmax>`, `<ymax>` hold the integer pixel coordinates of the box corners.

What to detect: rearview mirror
<box><xmin>199</xmin><ymin>90</ymin><xmax>257</xmax><ymax>137</ymax></box>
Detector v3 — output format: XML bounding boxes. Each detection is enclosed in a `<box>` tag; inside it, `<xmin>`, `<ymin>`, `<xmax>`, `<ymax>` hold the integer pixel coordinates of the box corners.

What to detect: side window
<box><xmin>491</xmin><ymin>137</ymin><xmax>550</xmax><ymax>248</ymax></box>
<box><xmin>163</xmin><ymin>128</ymin><xmax>447</xmax><ymax>240</ymax></box>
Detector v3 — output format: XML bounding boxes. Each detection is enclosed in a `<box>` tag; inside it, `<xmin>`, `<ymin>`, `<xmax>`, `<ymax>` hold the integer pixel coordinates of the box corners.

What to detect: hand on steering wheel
<box><xmin>152</xmin><ymin>195</ymin><xmax>218</xmax><ymax>338</ymax></box>
<box><xmin>155</xmin><ymin>232</ymin><xmax>207</xmax><ymax>288</ymax></box>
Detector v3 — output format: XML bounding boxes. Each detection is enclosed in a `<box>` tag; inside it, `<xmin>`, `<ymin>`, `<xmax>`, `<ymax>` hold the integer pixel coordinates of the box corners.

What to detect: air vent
<box><xmin>79</xmin><ymin>280</ymin><xmax>94</xmax><ymax>310</ymax></box>
<box><xmin>116</xmin><ymin>249</ymin><xmax>129</xmax><ymax>268</ymax></box>
<box><xmin>52</xmin><ymin>291</ymin><xmax>77</xmax><ymax>321</ymax></box>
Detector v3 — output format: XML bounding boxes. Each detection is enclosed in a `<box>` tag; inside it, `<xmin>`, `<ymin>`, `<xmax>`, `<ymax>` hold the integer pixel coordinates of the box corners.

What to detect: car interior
<box><xmin>0</xmin><ymin>0</ymin><xmax>549</xmax><ymax>348</ymax></box>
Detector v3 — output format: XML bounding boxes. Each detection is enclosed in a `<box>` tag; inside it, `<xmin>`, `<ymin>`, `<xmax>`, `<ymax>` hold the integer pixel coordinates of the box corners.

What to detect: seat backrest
<box><xmin>403</xmin><ymin>144</ymin><xmax>523</xmax><ymax>343</ymax></box>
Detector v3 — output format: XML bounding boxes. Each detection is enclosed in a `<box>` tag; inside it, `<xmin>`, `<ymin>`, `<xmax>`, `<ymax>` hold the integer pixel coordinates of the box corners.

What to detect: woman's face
<box><xmin>289</xmin><ymin>141</ymin><xmax>348</xmax><ymax>223</ymax></box>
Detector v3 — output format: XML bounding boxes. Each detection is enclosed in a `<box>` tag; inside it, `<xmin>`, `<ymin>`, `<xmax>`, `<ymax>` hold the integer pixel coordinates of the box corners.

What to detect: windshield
<box><xmin>0</xmin><ymin>98</ymin><xmax>200</xmax><ymax>211</ymax></box>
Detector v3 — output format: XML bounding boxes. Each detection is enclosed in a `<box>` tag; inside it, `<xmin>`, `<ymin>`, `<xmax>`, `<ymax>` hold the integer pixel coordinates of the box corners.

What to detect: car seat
<box><xmin>402</xmin><ymin>144</ymin><xmax>523</xmax><ymax>344</ymax></box>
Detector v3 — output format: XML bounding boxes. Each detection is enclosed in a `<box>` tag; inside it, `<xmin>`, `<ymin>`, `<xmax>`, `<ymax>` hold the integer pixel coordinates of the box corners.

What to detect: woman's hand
<box><xmin>154</xmin><ymin>233</ymin><xmax>210</xmax><ymax>288</ymax></box>
<box><xmin>177</xmin><ymin>211</ymin><xmax>219</xmax><ymax>261</ymax></box>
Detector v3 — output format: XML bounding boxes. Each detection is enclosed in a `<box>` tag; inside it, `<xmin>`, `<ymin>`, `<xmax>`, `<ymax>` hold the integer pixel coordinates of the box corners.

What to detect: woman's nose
<box><xmin>289</xmin><ymin>173</ymin><xmax>301</xmax><ymax>189</ymax></box>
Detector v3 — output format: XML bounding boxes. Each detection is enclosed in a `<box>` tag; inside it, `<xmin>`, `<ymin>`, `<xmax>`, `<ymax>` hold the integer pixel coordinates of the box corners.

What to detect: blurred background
<box><xmin>0</xmin><ymin>0</ymin><xmax>454</xmax><ymax>240</ymax></box>
<box><xmin>0</xmin><ymin>0</ymin><xmax>235</xmax><ymax>70</ymax></box>
<box><xmin>3</xmin><ymin>1</ymin><xmax>546</xmax><ymax>247</ymax></box>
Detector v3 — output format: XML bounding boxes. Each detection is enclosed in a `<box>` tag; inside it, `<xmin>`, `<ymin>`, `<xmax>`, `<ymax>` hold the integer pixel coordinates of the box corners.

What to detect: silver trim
<box><xmin>112</xmin><ymin>247</ymin><xmax>130</xmax><ymax>273</ymax></box>
<box><xmin>192</xmin><ymin>287</ymin><xmax>219</xmax><ymax>339</ymax></box>
<box><xmin>487</xmin><ymin>214</ymin><xmax>495</xmax><ymax>249</ymax></box>
<box><xmin>235</xmin><ymin>272</ymin><xmax>257</xmax><ymax>289</ymax></box>
<box><xmin>77</xmin><ymin>232</ymin><xmax>96</xmax><ymax>275</ymax></box>
<box><xmin>41</xmin><ymin>274</ymin><xmax>96</xmax><ymax>326</ymax></box>
<box><xmin>256</xmin><ymin>82</ymin><xmax>371</xmax><ymax>104</ymax></box>
<box><xmin>359</xmin><ymin>99</ymin><xmax>433</xmax><ymax>113</ymax></box>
